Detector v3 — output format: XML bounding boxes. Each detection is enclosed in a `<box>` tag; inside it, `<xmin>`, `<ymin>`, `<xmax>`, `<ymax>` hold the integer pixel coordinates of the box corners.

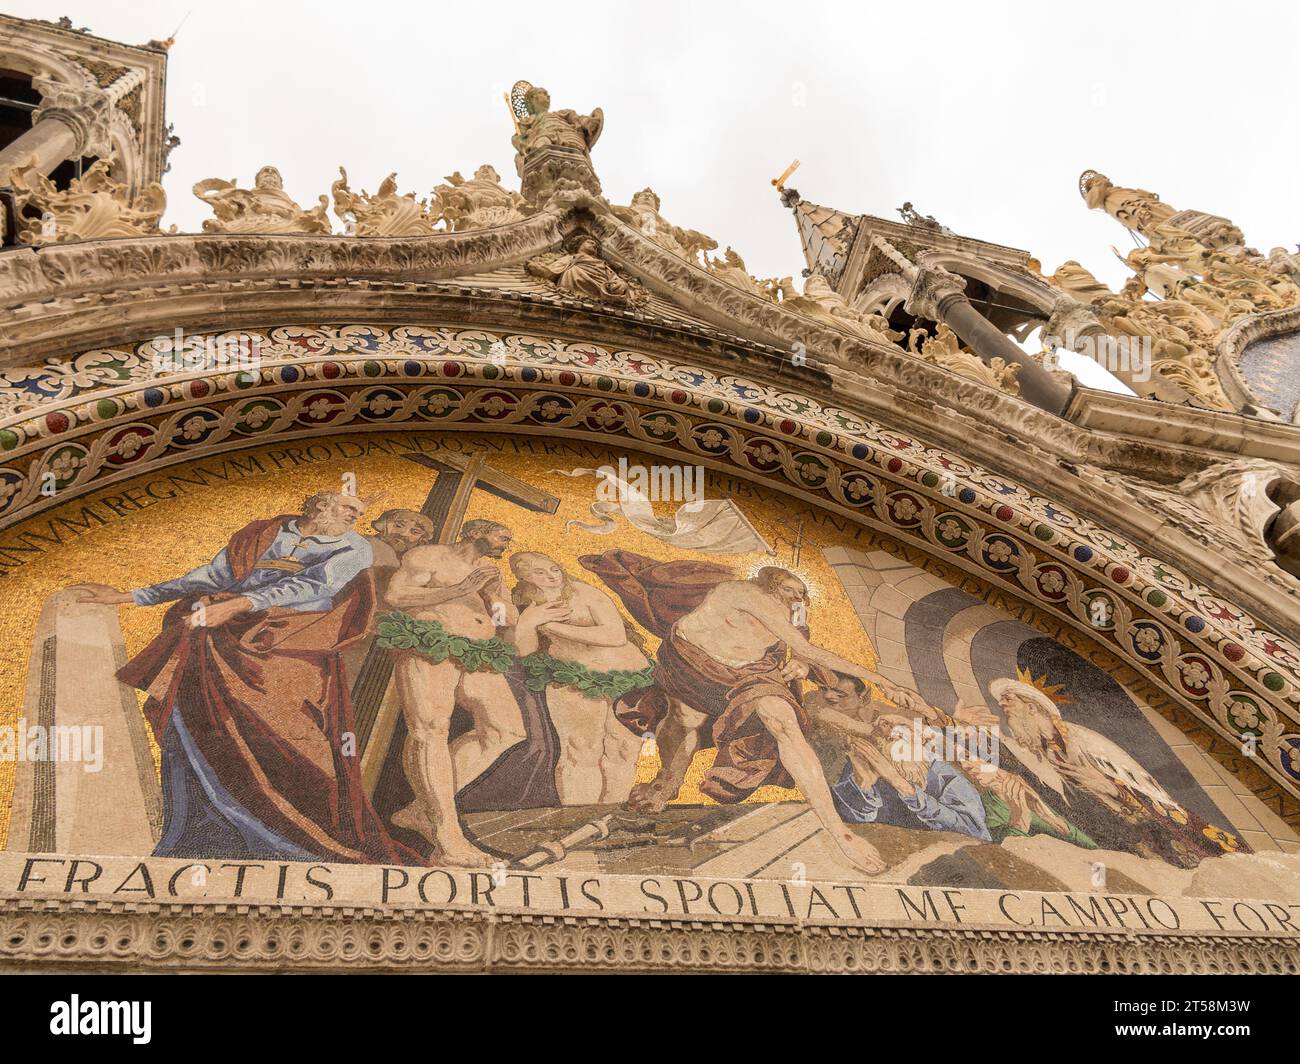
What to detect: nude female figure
<box><xmin>510</xmin><ymin>552</ymin><xmax>651</xmax><ymax>805</ymax></box>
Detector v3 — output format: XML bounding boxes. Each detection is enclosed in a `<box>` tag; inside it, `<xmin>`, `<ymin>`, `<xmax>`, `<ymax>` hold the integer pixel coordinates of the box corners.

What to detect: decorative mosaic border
<box><xmin>0</xmin><ymin>326</ymin><xmax>1296</xmax><ymax>798</ymax></box>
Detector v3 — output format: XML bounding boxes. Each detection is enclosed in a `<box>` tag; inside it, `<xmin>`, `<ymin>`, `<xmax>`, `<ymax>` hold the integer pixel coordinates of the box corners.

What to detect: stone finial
<box><xmin>9</xmin><ymin>159</ymin><xmax>168</xmax><ymax>244</ymax></box>
<box><xmin>431</xmin><ymin>165</ymin><xmax>525</xmax><ymax>232</ymax></box>
<box><xmin>193</xmin><ymin>166</ymin><xmax>330</xmax><ymax>235</ymax></box>
<box><xmin>331</xmin><ymin>168</ymin><xmax>440</xmax><ymax>237</ymax></box>
<box><xmin>897</xmin><ymin>201</ymin><xmax>951</xmax><ymax>235</ymax></box>
<box><xmin>1053</xmin><ymin>170</ymin><xmax>1300</xmax><ymax>411</ymax></box>
<box><xmin>509</xmin><ymin>81</ymin><xmax>604</xmax><ymax>203</ymax></box>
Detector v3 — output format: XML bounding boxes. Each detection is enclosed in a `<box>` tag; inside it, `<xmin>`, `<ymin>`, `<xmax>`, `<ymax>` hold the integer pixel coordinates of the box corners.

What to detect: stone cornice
<box><xmin>1</xmin><ymin>895</ymin><xmax>1297</xmax><ymax>974</ymax></box>
<box><xmin>0</xmin><ymin>214</ymin><xmax>566</xmax><ymax>318</ymax></box>
<box><xmin>5</xmin><ymin>213</ymin><xmax>1297</xmax><ymax>483</ymax></box>
<box><xmin>1068</xmin><ymin>386</ymin><xmax>1300</xmax><ymax>468</ymax></box>
<box><xmin>0</xmin><ymin>263</ymin><xmax>1248</xmax><ymax>492</ymax></box>
<box><xmin>4</xmin><ymin>216</ymin><xmax>1300</xmax><ymax>626</ymax></box>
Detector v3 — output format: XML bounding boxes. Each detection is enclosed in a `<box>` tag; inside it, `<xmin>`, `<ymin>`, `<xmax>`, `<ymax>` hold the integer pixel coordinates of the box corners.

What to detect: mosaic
<box><xmin>4</xmin><ymin>430</ymin><xmax>1293</xmax><ymax>909</ymax></box>
<box><xmin>1</xmin><ymin>327</ymin><xmax>1296</xmax><ymax>801</ymax></box>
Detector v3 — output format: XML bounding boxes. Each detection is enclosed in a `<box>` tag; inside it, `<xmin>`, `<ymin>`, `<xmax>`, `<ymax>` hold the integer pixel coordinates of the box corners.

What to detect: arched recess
<box><xmin>0</xmin><ymin>40</ymin><xmax>89</xmax><ymax>92</ymax></box>
<box><xmin>0</xmin><ymin>321</ymin><xmax>1297</xmax><ymax>809</ymax></box>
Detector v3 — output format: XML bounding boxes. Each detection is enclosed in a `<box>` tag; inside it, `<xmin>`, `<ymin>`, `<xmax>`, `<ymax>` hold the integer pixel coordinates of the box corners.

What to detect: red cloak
<box><xmin>580</xmin><ymin>549</ymin><xmax>821</xmax><ymax>802</ymax></box>
<box><xmin>117</xmin><ymin>515</ymin><xmax>422</xmax><ymax>865</ymax></box>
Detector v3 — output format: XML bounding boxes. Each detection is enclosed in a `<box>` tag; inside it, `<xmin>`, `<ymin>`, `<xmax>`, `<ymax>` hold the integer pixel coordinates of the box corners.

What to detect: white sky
<box><xmin>10</xmin><ymin>1</ymin><xmax>1299</xmax><ymax>392</ymax></box>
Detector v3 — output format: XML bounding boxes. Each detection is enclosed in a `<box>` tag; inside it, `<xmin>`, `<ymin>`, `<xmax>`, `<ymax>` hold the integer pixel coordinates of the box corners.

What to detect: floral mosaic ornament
<box><xmin>0</xmin><ymin>325</ymin><xmax>1297</xmax><ymax>797</ymax></box>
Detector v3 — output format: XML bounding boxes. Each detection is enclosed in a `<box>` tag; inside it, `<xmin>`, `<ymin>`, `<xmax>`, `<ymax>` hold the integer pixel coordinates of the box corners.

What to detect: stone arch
<box><xmin>0</xmin><ymin>40</ymin><xmax>88</xmax><ymax>88</ymax></box>
<box><xmin>1</xmin><ymin>321</ymin><xmax>1297</xmax><ymax>806</ymax></box>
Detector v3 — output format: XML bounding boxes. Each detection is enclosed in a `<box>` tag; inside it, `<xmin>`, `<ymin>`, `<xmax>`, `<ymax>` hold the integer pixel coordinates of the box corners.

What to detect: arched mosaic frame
<box><xmin>0</xmin><ymin>324</ymin><xmax>1296</xmax><ymax>805</ymax></box>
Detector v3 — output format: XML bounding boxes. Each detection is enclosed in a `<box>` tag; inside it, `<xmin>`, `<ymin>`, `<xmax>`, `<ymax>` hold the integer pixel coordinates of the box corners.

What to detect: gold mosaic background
<box><xmin>0</xmin><ymin>431</ymin><xmax>879</xmax><ymax>846</ymax></box>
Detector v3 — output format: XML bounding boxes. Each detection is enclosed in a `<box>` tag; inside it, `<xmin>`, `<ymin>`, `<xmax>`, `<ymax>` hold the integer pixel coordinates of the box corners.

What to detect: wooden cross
<box><xmin>353</xmin><ymin>450</ymin><xmax>559</xmax><ymax>793</ymax></box>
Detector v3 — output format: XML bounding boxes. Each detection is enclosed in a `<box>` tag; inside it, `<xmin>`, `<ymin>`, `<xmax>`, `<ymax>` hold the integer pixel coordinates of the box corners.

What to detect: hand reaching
<box><xmin>67</xmin><ymin>583</ymin><xmax>133</xmax><ymax>605</ymax></box>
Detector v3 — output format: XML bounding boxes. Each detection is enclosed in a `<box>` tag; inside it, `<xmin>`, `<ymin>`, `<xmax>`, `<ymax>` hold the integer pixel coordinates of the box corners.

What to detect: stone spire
<box><xmin>777</xmin><ymin>184</ymin><xmax>860</xmax><ymax>284</ymax></box>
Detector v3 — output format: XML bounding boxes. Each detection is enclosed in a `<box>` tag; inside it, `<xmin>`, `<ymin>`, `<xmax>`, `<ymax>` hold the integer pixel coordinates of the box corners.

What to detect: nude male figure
<box><xmin>636</xmin><ymin>567</ymin><xmax>891</xmax><ymax>875</ymax></box>
<box><xmin>365</xmin><ymin>508</ymin><xmax>436</xmax><ymax>582</ymax></box>
<box><xmin>342</xmin><ymin>508</ymin><xmax>437</xmax><ymax>685</ymax></box>
<box><xmin>381</xmin><ymin>518</ymin><xmax>524</xmax><ymax>866</ymax></box>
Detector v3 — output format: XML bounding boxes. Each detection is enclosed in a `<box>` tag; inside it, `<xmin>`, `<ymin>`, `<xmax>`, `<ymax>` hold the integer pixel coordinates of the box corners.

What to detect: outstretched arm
<box><xmin>133</xmin><ymin>549</ymin><xmax>235</xmax><ymax>605</ymax></box>
<box><xmin>742</xmin><ymin>594</ymin><xmax>881</xmax><ymax>684</ymax></box>
<box><xmin>70</xmin><ymin>549</ymin><xmax>234</xmax><ymax>607</ymax></box>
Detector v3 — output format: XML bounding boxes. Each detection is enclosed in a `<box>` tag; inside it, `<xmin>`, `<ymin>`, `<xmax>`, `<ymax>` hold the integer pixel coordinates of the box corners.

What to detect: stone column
<box><xmin>906</xmin><ymin>266</ymin><xmax>1074</xmax><ymax>415</ymax></box>
<box><xmin>0</xmin><ymin>115</ymin><xmax>80</xmax><ymax>182</ymax></box>
<box><xmin>7</xmin><ymin>592</ymin><xmax>163</xmax><ymax>856</ymax></box>
<box><xmin>0</xmin><ymin>70</ymin><xmax>141</xmax><ymax>184</ymax></box>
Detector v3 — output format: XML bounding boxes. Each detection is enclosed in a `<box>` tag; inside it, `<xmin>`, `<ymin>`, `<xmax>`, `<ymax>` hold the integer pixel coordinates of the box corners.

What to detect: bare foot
<box><xmin>432</xmin><ymin>839</ymin><xmax>495</xmax><ymax>868</ymax></box>
<box><xmin>625</xmin><ymin>781</ymin><xmax>672</xmax><ymax>813</ymax></box>
<box><xmin>834</xmin><ymin>829</ymin><xmax>888</xmax><ymax>875</ymax></box>
<box><xmin>391</xmin><ymin>802</ymin><xmax>436</xmax><ymax>844</ymax></box>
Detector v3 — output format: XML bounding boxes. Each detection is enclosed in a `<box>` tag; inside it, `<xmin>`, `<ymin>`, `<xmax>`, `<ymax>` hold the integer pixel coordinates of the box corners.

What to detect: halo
<box><xmin>510</xmin><ymin>81</ymin><xmax>534</xmax><ymax>122</ymax></box>
<box><xmin>743</xmin><ymin>558</ymin><xmax>823</xmax><ymax>601</ymax></box>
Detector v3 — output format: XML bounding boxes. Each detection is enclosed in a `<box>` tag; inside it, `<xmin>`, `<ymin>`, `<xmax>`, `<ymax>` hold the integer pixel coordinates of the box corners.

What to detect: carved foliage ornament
<box><xmin>907</xmin><ymin>322</ymin><xmax>1021</xmax><ymax>397</ymax></box>
<box><xmin>9</xmin><ymin>159</ymin><xmax>168</xmax><ymax>245</ymax></box>
<box><xmin>431</xmin><ymin>165</ymin><xmax>526</xmax><ymax>232</ymax></box>
<box><xmin>331</xmin><ymin>168</ymin><xmax>440</xmax><ymax>238</ymax></box>
<box><xmin>1056</xmin><ymin>171</ymin><xmax>1300</xmax><ymax>413</ymax></box>
<box><xmin>29</xmin><ymin>72</ymin><xmax>115</xmax><ymax>158</ymax></box>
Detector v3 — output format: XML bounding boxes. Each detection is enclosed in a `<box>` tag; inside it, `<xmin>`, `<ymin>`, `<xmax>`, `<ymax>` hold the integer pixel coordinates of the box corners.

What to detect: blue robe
<box><xmin>831</xmin><ymin>758</ymin><xmax>992</xmax><ymax>841</ymax></box>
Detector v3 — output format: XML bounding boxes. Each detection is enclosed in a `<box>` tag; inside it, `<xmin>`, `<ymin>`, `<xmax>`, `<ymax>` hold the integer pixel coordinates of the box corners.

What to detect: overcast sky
<box><xmin>11</xmin><ymin>1</ymin><xmax>1300</xmax><ymax>389</ymax></box>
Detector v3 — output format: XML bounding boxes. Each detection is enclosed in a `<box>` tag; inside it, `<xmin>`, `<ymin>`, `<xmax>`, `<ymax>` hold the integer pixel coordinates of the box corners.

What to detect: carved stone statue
<box><xmin>706</xmin><ymin>246</ymin><xmax>781</xmax><ymax>300</ymax></box>
<box><xmin>779</xmin><ymin>272</ymin><xmax>904</xmax><ymax>342</ymax></box>
<box><xmin>431</xmin><ymin>165</ymin><xmax>525</xmax><ymax>232</ymax></box>
<box><xmin>1079</xmin><ymin>170</ymin><xmax>1176</xmax><ymax>238</ymax></box>
<box><xmin>193</xmin><ymin>165</ymin><xmax>331</xmax><ymax>235</ymax></box>
<box><xmin>510</xmin><ymin>81</ymin><xmax>604</xmax><ymax>201</ymax></box>
<box><xmin>331</xmin><ymin>168</ymin><xmax>440</xmax><ymax>237</ymax></box>
<box><xmin>511</xmin><ymin>83</ymin><xmax>603</xmax><ymax>165</ymax></box>
<box><xmin>9</xmin><ymin>159</ymin><xmax>168</xmax><ymax>244</ymax></box>
<box><xmin>526</xmin><ymin>236</ymin><xmax>648</xmax><ymax>307</ymax></box>
<box><xmin>612</xmin><ymin>188</ymin><xmax>717</xmax><ymax>264</ymax></box>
